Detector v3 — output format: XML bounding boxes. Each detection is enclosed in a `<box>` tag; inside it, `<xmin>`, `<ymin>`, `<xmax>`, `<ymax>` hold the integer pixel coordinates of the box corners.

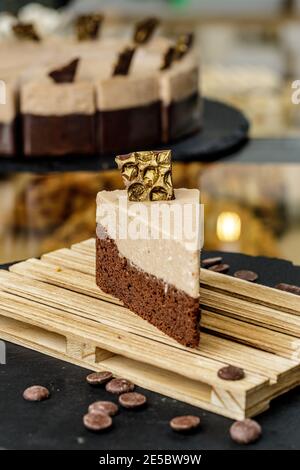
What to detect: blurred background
<box><xmin>0</xmin><ymin>0</ymin><xmax>300</xmax><ymax>265</ymax></box>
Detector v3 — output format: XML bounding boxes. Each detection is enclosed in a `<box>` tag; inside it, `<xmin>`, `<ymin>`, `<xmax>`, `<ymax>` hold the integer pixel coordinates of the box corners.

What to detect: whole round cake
<box><xmin>0</xmin><ymin>13</ymin><xmax>202</xmax><ymax>158</ymax></box>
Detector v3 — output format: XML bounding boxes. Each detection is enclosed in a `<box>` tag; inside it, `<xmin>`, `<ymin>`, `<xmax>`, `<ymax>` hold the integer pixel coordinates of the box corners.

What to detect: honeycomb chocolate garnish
<box><xmin>12</xmin><ymin>22</ymin><xmax>40</xmax><ymax>42</ymax></box>
<box><xmin>150</xmin><ymin>187</ymin><xmax>168</xmax><ymax>201</ymax></box>
<box><xmin>128</xmin><ymin>183</ymin><xmax>147</xmax><ymax>202</ymax></box>
<box><xmin>116</xmin><ymin>150</ymin><xmax>175</xmax><ymax>202</ymax></box>
<box><xmin>49</xmin><ymin>58</ymin><xmax>79</xmax><ymax>84</ymax></box>
<box><xmin>113</xmin><ymin>47</ymin><xmax>136</xmax><ymax>76</ymax></box>
<box><xmin>122</xmin><ymin>163</ymin><xmax>138</xmax><ymax>181</ymax></box>
<box><xmin>134</xmin><ymin>17</ymin><xmax>159</xmax><ymax>45</ymax></box>
<box><xmin>76</xmin><ymin>14</ymin><xmax>103</xmax><ymax>41</ymax></box>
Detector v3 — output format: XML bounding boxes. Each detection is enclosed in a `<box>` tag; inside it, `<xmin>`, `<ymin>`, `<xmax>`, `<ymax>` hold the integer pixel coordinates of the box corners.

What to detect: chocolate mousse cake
<box><xmin>0</xmin><ymin>15</ymin><xmax>202</xmax><ymax>158</ymax></box>
<box><xmin>21</xmin><ymin>59</ymin><xmax>95</xmax><ymax>156</ymax></box>
<box><xmin>96</xmin><ymin>150</ymin><xmax>201</xmax><ymax>347</ymax></box>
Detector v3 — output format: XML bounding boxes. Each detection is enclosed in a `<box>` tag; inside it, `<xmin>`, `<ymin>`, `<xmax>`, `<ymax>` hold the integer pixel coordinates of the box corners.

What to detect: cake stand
<box><xmin>0</xmin><ymin>99</ymin><xmax>249</xmax><ymax>173</ymax></box>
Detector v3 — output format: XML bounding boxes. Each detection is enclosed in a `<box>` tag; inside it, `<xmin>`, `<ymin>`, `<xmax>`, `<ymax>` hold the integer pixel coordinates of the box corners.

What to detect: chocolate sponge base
<box><xmin>96</xmin><ymin>232</ymin><xmax>200</xmax><ymax>348</ymax></box>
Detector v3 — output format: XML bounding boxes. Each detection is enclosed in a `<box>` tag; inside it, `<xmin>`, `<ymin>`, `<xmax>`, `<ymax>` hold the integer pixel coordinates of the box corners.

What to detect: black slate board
<box><xmin>0</xmin><ymin>99</ymin><xmax>249</xmax><ymax>174</ymax></box>
<box><xmin>0</xmin><ymin>251</ymin><xmax>299</xmax><ymax>450</ymax></box>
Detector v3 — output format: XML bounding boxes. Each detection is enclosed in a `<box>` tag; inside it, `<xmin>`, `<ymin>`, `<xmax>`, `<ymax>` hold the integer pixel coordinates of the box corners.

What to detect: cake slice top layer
<box><xmin>96</xmin><ymin>188</ymin><xmax>201</xmax><ymax>298</ymax></box>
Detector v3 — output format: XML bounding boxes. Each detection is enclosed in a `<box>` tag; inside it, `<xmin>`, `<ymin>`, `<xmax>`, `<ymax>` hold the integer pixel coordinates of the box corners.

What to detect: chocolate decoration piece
<box><xmin>275</xmin><ymin>283</ymin><xmax>300</xmax><ymax>296</ymax></box>
<box><xmin>174</xmin><ymin>33</ymin><xmax>194</xmax><ymax>60</ymax></box>
<box><xmin>115</xmin><ymin>150</ymin><xmax>175</xmax><ymax>202</ymax></box>
<box><xmin>76</xmin><ymin>14</ymin><xmax>103</xmax><ymax>41</ymax></box>
<box><xmin>161</xmin><ymin>46</ymin><xmax>176</xmax><ymax>71</ymax></box>
<box><xmin>49</xmin><ymin>58</ymin><xmax>79</xmax><ymax>84</ymax></box>
<box><xmin>12</xmin><ymin>22</ymin><xmax>40</xmax><ymax>42</ymax></box>
<box><xmin>113</xmin><ymin>48</ymin><xmax>136</xmax><ymax>76</ymax></box>
<box><xmin>134</xmin><ymin>17</ymin><xmax>159</xmax><ymax>44</ymax></box>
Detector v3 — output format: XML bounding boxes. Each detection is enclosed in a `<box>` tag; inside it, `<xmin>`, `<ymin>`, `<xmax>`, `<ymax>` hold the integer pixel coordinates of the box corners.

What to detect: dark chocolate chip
<box><xmin>208</xmin><ymin>263</ymin><xmax>230</xmax><ymax>274</ymax></box>
<box><xmin>202</xmin><ymin>256</ymin><xmax>223</xmax><ymax>268</ymax></box>
<box><xmin>86</xmin><ymin>371</ymin><xmax>113</xmax><ymax>386</ymax></box>
<box><xmin>234</xmin><ymin>270</ymin><xmax>258</xmax><ymax>282</ymax></box>
<box><xmin>275</xmin><ymin>283</ymin><xmax>300</xmax><ymax>296</ymax></box>
<box><xmin>88</xmin><ymin>401</ymin><xmax>119</xmax><ymax>416</ymax></box>
<box><xmin>230</xmin><ymin>419</ymin><xmax>262</xmax><ymax>444</ymax></box>
<box><xmin>105</xmin><ymin>378</ymin><xmax>135</xmax><ymax>395</ymax></box>
<box><xmin>119</xmin><ymin>392</ymin><xmax>147</xmax><ymax>409</ymax></box>
<box><xmin>49</xmin><ymin>58</ymin><xmax>79</xmax><ymax>84</ymax></box>
<box><xmin>83</xmin><ymin>412</ymin><xmax>112</xmax><ymax>432</ymax></box>
<box><xmin>218</xmin><ymin>365</ymin><xmax>245</xmax><ymax>381</ymax></box>
<box><xmin>113</xmin><ymin>48</ymin><xmax>136</xmax><ymax>76</ymax></box>
<box><xmin>23</xmin><ymin>385</ymin><xmax>50</xmax><ymax>402</ymax></box>
<box><xmin>170</xmin><ymin>415</ymin><xmax>200</xmax><ymax>433</ymax></box>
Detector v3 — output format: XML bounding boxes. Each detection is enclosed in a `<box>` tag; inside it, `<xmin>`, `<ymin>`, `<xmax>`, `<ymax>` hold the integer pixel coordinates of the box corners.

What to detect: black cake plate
<box><xmin>0</xmin><ymin>99</ymin><xmax>249</xmax><ymax>174</ymax></box>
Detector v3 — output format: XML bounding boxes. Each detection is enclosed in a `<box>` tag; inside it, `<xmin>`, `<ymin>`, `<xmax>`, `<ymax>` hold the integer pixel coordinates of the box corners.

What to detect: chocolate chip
<box><xmin>49</xmin><ymin>58</ymin><xmax>79</xmax><ymax>84</ymax></box>
<box><xmin>234</xmin><ymin>270</ymin><xmax>258</xmax><ymax>282</ymax></box>
<box><xmin>218</xmin><ymin>365</ymin><xmax>245</xmax><ymax>381</ymax></box>
<box><xmin>230</xmin><ymin>419</ymin><xmax>262</xmax><ymax>444</ymax></box>
<box><xmin>119</xmin><ymin>392</ymin><xmax>147</xmax><ymax>409</ymax></box>
<box><xmin>86</xmin><ymin>371</ymin><xmax>113</xmax><ymax>386</ymax></box>
<box><xmin>23</xmin><ymin>385</ymin><xmax>50</xmax><ymax>402</ymax></box>
<box><xmin>208</xmin><ymin>263</ymin><xmax>230</xmax><ymax>274</ymax></box>
<box><xmin>105</xmin><ymin>378</ymin><xmax>135</xmax><ymax>395</ymax></box>
<box><xmin>202</xmin><ymin>256</ymin><xmax>223</xmax><ymax>268</ymax></box>
<box><xmin>83</xmin><ymin>412</ymin><xmax>112</xmax><ymax>432</ymax></box>
<box><xmin>170</xmin><ymin>415</ymin><xmax>200</xmax><ymax>433</ymax></box>
<box><xmin>275</xmin><ymin>283</ymin><xmax>300</xmax><ymax>296</ymax></box>
<box><xmin>113</xmin><ymin>47</ymin><xmax>136</xmax><ymax>76</ymax></box>
<box><xmin>88</xmin><ymin>401</ymin><xmax>119</xmax><ymax>416</ymax></box>
<box><xmin>76</xmin><ymin>14</ymin><xmax>103</xmax><ymax>41</ymax></box>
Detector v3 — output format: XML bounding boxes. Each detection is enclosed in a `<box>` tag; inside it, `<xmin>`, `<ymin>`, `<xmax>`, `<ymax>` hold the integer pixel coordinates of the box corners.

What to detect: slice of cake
<box><xmin>21</xmin><ymin>58</ymin><xmax>95</xmax><ymax>156</ymax></box>
<box><xmin>95</xmin><ymin>46</ymin><xmax>162</xmax><ymax>155</ymax></box>
<box><xmin>96</xmin><ymin>150</ymin><xmax>201</xmax><ymax>347</ymax></box>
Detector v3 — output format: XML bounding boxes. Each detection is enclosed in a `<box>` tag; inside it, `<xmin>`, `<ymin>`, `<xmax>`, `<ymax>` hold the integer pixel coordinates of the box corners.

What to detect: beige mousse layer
<box><xmin>96</xmin><ymin>188</ymin><xmax>201</xmax><ymax>298</ymax></box>
<box><xmin>160</xmin><ymin>59</ymin><xmax>199</xmax><ymax>105</ymax></box>
<box><xmin>96</xmin><ymin>75</ymin><xmax>160</xmax><ymax>111</ymax></box>
<box><xmin>0</xmin><ymin>69</ymin><xmax>20</xmax><ymax>123</ymax></box>
<box><xmin>21</xmin><ymin>80</ymin><xmax>95</xmax><ymax>116</ymax></box>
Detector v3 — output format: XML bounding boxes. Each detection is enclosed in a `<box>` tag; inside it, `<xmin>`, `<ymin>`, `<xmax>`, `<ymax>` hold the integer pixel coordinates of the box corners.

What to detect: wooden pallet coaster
<box><xmin>0</xmin><ymin>238</ymin><xmax>299</xmax><ymax>420</ymax></box>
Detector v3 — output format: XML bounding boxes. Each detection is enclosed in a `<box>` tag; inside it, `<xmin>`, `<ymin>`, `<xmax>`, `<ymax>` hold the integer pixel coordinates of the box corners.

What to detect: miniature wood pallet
<box><xmin>0</xmin><ymin>238</ymin><xmax>299</xmax><ymax>420</ymax></box>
